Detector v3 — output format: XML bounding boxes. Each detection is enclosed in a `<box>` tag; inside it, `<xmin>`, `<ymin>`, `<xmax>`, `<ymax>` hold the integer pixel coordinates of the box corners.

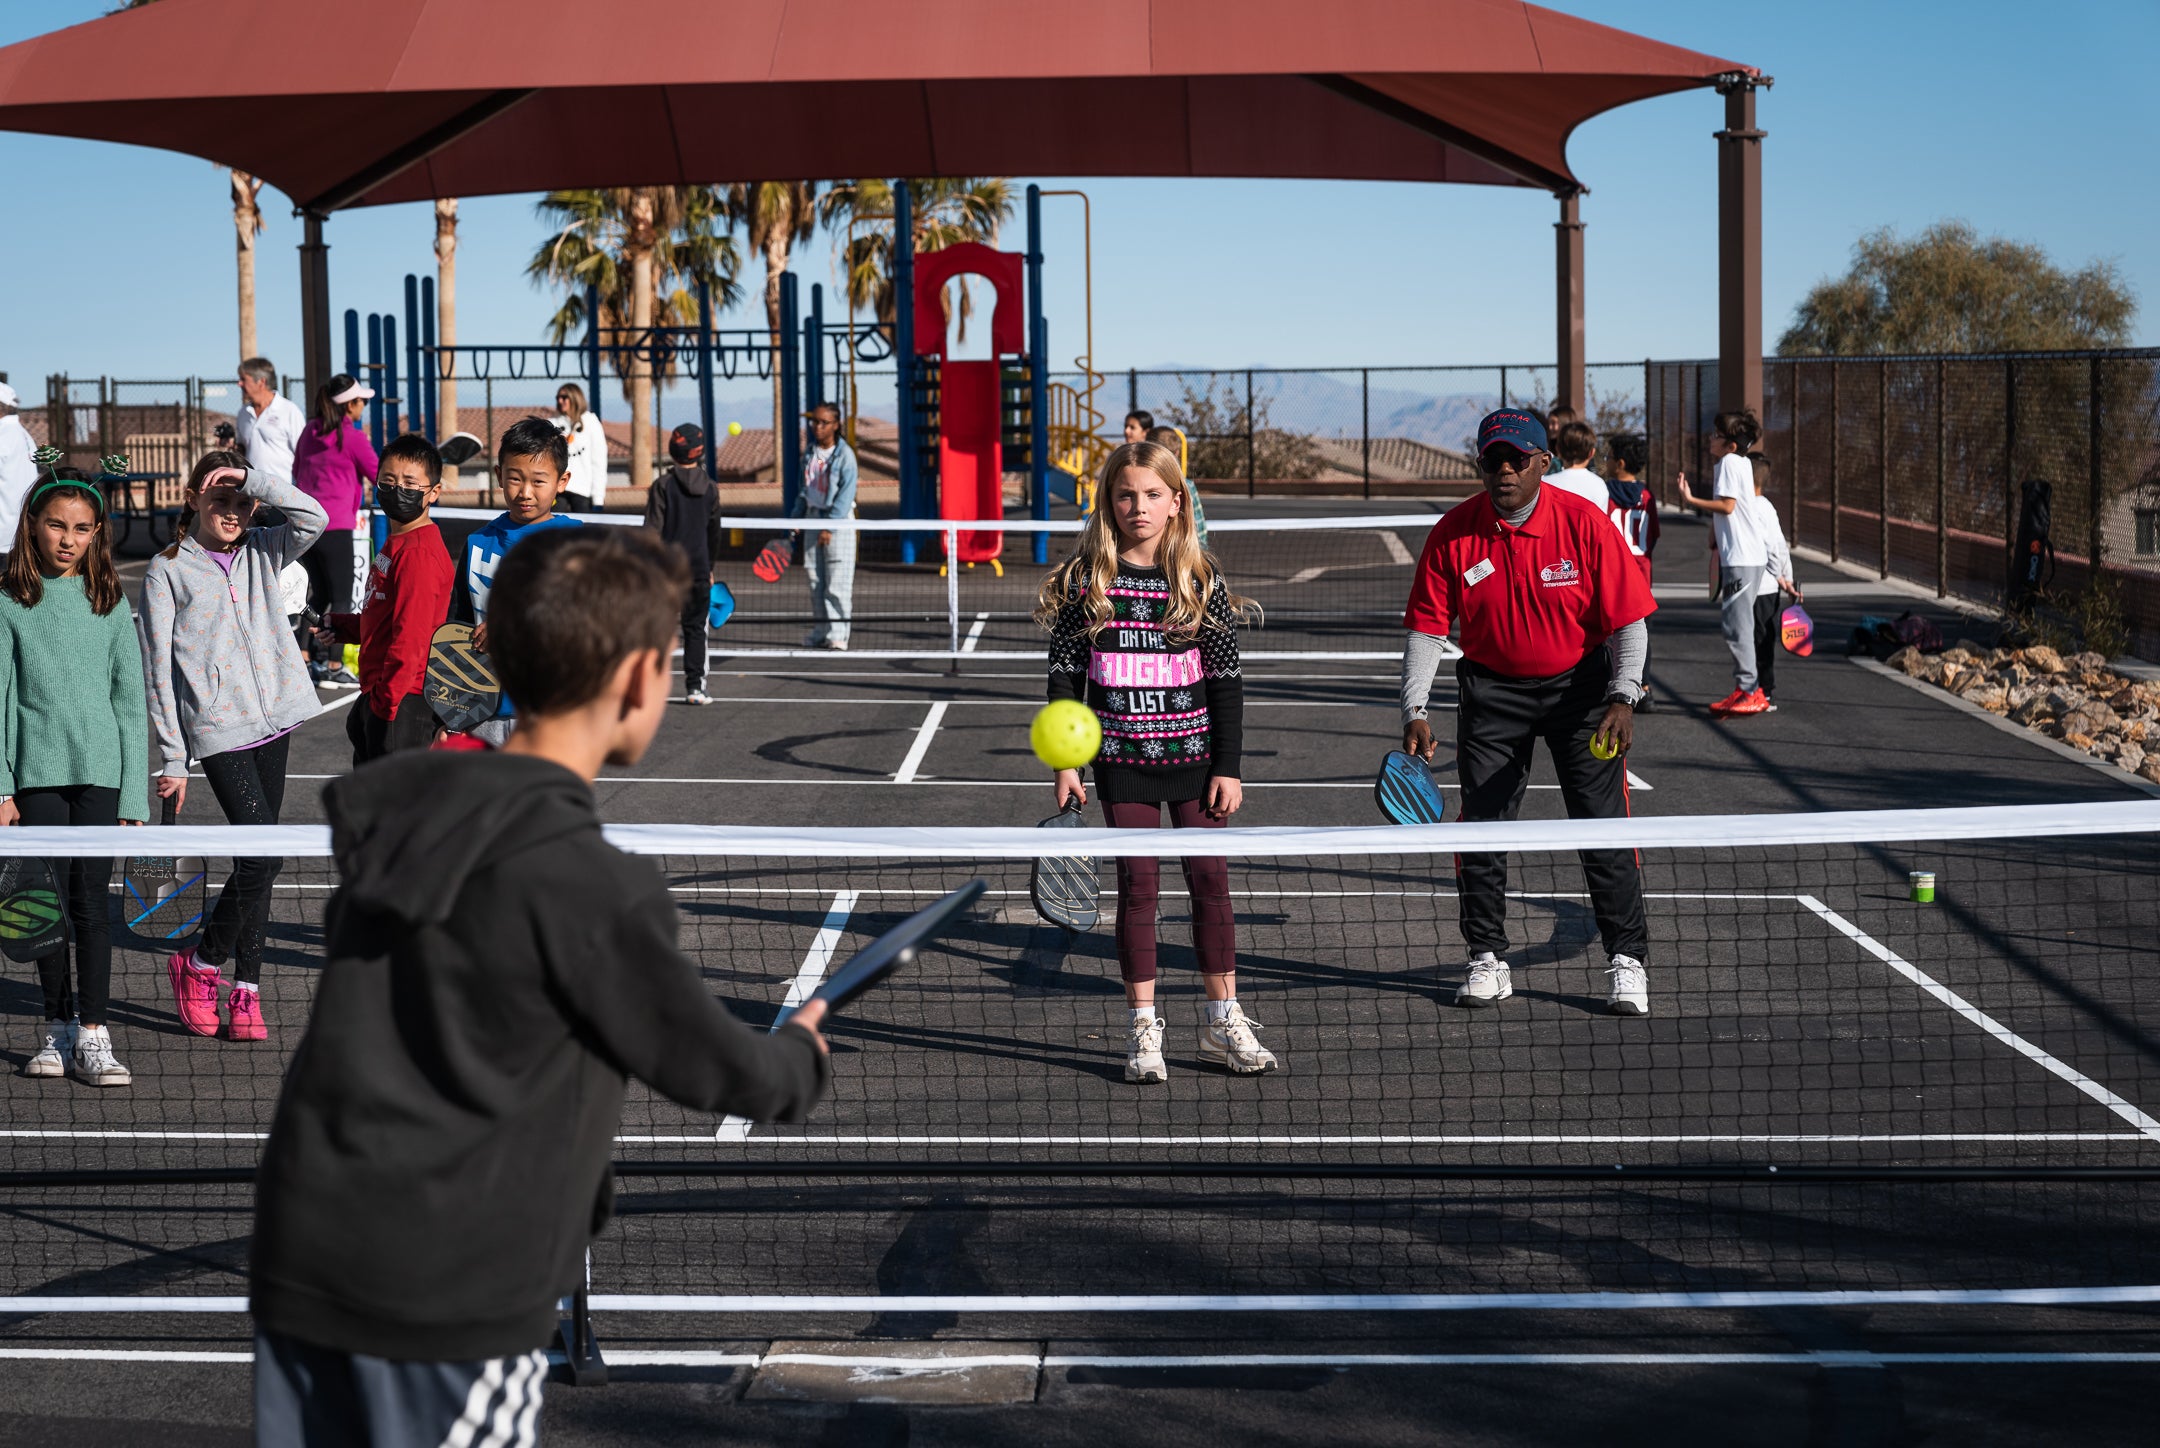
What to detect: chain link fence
<box><xmin>1650</xmin><ymin>350</ymin><xmax>2160</xmax><ymax>660</ymax></box>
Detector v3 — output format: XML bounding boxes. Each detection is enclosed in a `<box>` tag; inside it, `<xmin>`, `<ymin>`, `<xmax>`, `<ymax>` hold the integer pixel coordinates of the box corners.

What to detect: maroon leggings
<box><xmin>1103</xmin><ymin>798</ymin><xmax>1236</xmax><ymax>985</ymax></box>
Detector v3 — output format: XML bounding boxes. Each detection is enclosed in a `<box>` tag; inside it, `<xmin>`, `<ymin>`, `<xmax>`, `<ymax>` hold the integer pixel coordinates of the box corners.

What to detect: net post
<box><xmin>946</xmin><ymin>524</ymin><xmax>962</xmax><ymax>675</ymax></box>
<box><xmin>555</xmin><ymin>1251</ymin><xmax>606</xmax><ymax>1386</ymax></box>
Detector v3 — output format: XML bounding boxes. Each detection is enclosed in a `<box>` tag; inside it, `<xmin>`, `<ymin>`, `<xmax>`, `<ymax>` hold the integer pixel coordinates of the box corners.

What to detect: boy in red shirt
<box><xmin>335</xmin><ymin>434</ymin><xmax>455</xmax><ymax>764</ymax></box>
<box><xmin>1398</xmin><ymin>409</ymin><xmax>1660</xmax><ymax>1016</ymax></box>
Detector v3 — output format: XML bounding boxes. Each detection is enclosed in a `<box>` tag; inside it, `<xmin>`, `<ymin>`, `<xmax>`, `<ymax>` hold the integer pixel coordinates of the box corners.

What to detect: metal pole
<box><xmin>419</xmin><ymin>274</ymin><xmax>438</xmax><ymax>442</ymax></box>
<box><xmin>1944</xmin><ymin>360</ymin><xmax>1961</xmax><ymax>596</ymax></box>
<box><xmin>1878</xmin><ymin>361</ymin><xmax>1889</xmax><ymax>579</ymax></box>
<box><xmin>365</xmin><ymin>314</ymin><xmax>385</xmax><ymax>453</ymax></box>
<box><xmin>1788</xmin><ymin>361</ymin><xmax>1800</xmax><ymax>546</ymax></box>
<box><xmin>1500</xmin><ymin>365</ymin><xmax>1509</xmax><ymax>410</ymax></box>
<box><xmin>1245</xmin><ymin>369</ymin><xmax>1255</xmax><ymax>498</ymax></box>
<box><xmin>1026</xmin><ymin>184</ymin><xmax>1050</xmax><ymax>566</ymax></box>
<box><xmin>383</xmin><ymin>317</ymin><xmax>401</xmax><ymax>437</ymax></box>
<box><xmin>893</xmin><ymin>181</ymin><xmax>917</xmax><ymax>564</ymax></box>
<box><xmin>343</xmin><ymin>309</ymin><xmax>362</xmax><ymax>385</ymax></box>
<box><xmin>696</xmin><ymin>278</ymin><xmax>718</xmax><ymax>482</ymax></box>
<box><xmin>2003</xmin><ymin>357</ymin><xmax>2018</xmax><ymax>590</ymax></box>
<box><xmin>484</xmin><ymin>375</ymin><xmax>495</xmax><ymax>505</ymax></box>
<box><xmin>1361</xmin><ymin>367</ymin><xmax>1371</xmax><ymax>499</ymax></box>
<box><xmin>1554</xmin><ymin>190</ymin><xmax>1585</xmax><ymax>416</ymax></box>
<box><xmin>1829</xmin><ymin>361</ymin><xmax>1841</xmax><ymax>563</ymax></box>
<box><xmin>1128</xmin><ymin>368</ymin><xmax>1137</xmax><ymax>419</ymax></box>
<box><xmin>298</xmin><ymin>213</ymin><xmax>332</xmax><ymax>407</ymax></box>
<box><xmin>2088</xmin><ymin>353</ymin><xmax>2104</xmax><ymax>576</ymax></box>
<box><xmin>807</xmin><ymin>283</ymin><xmax>825</xmax><ymax>409</ymax></box>
<box><xmin>946</xmin><ymin>526</ymin><xmax>961</xmax><ymax>665</ymax></box>
<box><xmin>779</xmin><ymin>271</ymin><xmax>801</xmax><ymax>520</ymax></box>
<box><xmin>1715</xmin><ymin>75</ymin><xmax>1768</xmax><ymax>418</ymax></box>
<box><xmin>402</xmin><ymin>274</ymin><xmax>422</xmax><ymax>438</ymax></box>
<box><xmin>585</xmin><ymin>283</ymin><xmax>603</xmax><ymax>420</ymax></box>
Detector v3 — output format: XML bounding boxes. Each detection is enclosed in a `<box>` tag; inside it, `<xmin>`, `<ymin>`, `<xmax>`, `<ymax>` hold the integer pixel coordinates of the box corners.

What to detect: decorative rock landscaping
<box><xmin>1884</xmin><ymin>642</ymin><xmax>2160</xmax><ymax>784</ymax></box>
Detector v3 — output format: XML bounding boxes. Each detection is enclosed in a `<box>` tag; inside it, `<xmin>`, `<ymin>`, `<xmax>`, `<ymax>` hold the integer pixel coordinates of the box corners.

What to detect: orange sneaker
<box><xmin>1708</xmin><ymin>688</ymin><xmax>1748</xmax><ymax>715</ymax></box>
<box><xmin>1723</xmin><ymin>688</ymin><xmax>1772</xmax><ymax>716</ymax></box>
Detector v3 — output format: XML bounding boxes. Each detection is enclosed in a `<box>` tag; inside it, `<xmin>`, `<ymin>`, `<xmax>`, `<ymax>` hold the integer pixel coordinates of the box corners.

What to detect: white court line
<box><xmin>962</xmin><ymin>611</ymin><xmax>988</xmax><ymax>652</ymax></box>
<box><xmin>14</xmin><ymin>1285</ymin><xmax>2160</xmax><ymax>1315</ymax></box>
<box><xmin>718</xmin><ymin>889</ymin><xmax>860</xmax><ymax>1142</ymax></box>
<box><xmin>8</xmin><ymin>1346</ymin><xmax>2160</xmax><ymax>1368</ymax></box>
<box><xmin>891</xmin><ymin>703</ymin><xmax>948</xmax><ymax>783</ymax></box>
<box><xmin>1627</xmin><ymin>769</ymin><xmax>1653</xmax><ymax>790</ymax></box>
<box><xmin>1800</xmin><ymin>895</ymin><xmax>2160</xmax><ymax>1144</ymax></box>
<box><xmin>616</xmin><ymin>1132</ymin><xmax>2140</xmax><ymax>1146</ymax></box>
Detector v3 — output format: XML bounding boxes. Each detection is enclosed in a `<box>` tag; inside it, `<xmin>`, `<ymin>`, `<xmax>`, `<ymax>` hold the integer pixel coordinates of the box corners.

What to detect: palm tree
<box><xmin>434</xmin><ymin>197</ymin><xmax>459</xmax><ymax>468</ymax></box>
<box><xmin>725</xmin><ymin>183</ymin><xmax>819</xmax><ymax>473</ymax></box>
<box><xmin>527</xmin><ymin>187</ymin><xmax>741</xmax><ymax>491</ymax></box>
<box><xmin>231</xmin><ymin>169</ymin><xmax>265</xmax><ymax>358</ymax></box>
<box><xmin>819</xmin><ymin>178</ymin><xmax>1015</xmax><ymax>331</ymax></box>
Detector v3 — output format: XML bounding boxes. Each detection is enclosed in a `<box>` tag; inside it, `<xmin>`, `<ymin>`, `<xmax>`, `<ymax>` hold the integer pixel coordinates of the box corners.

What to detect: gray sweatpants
<box><xmin>254</xmin><ymin>1330</ymin><xmax>548</xmax><ymax>1447</ymax></box>
<box><xmin>1719</xmin><ymin>566</ymin><xmax>1759</xmax><ymax>693</ymax></box>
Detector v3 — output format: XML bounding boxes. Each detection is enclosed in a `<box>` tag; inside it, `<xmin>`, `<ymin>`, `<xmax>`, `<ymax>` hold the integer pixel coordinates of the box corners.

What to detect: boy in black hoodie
<box><xmin>251</xmin><ymin>527</ymin><xmax>828</xmax><ymax>1444</ymax></box>
<box><xmin>644</xmin><ymin>423</ymin><xmax>725</xmax><ymax>705</ymax></box>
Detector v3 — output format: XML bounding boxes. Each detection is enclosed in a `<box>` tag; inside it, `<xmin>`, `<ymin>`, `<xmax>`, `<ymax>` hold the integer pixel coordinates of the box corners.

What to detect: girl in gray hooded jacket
<box><xmin>140</xmin><ymin>450</ymin><xmax>326</xmax><ymax>1044</ymax></box>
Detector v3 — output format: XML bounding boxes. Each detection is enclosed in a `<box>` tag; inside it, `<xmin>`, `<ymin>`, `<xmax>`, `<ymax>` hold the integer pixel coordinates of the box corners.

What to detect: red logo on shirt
<box><xmin>1539</xmin><ymin>559</ymin><xmax>1580</xmax><ymax>586</ymax></box>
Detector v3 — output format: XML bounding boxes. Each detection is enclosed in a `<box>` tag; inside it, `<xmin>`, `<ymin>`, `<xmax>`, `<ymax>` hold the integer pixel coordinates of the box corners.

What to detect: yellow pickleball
<box><xmin>1589</xmin><ymin>734</ymin><xmax>1619</xmax><ymax>761</ymax></box>
<box><xmin>727</xmin><ymin>421</ymin><xmax>743</xmax><ymax>436</ymax></box>
<box><xmin>1031</xmin><ymin>700</ymin><xmax>1102</xmax><ymax>771</ymax></box>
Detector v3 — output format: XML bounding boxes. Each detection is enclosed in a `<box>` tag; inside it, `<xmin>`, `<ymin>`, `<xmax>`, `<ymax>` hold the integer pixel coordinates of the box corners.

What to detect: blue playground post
<box><xmin>806</xmin><ymin>283</ymin><xmax>825</xmax><ymax>410</ymax></box>
<box><xmin>364</xmin><ymin>313</ymin><xmax>386</xmax><ymax>453</ymax></box>
<box><xmin>383</xmin><ymin>316</ymin><xmax>401</xmax><ymax>437</ymax></box>
<box><xmin>584</xmin><ymin>284</ymin><xmax>603</xmax><ymax>419</ymax></box>
<box><xmin>1026</xmin><ymin>184</ymin><xmax>1049</xmax><ymax>565</ymax></box>
<box><xmin>893</xmin><ymin>180</ymin><xmax>918</xmax><ymax>564</ymax></box>
<box><xmin>419</xmin><ymin>275</ymin><xmax>438</xmax><ymax>442</ymax></box>
<box><xmin>343</xmin><ymin>309</ymin><xmax>361</xmax><ymax>388</ymax></box>
<box><xmin>695</xmin><ymin>278</ymin><xmax>718</xmax><ymax>482</ymax></box>
<box><xmin>401</xmin><ymin>275</ymin><xmax>421</xmax><ymax>438</ymax></box>
<box><xmin>779</xmin><ymin>270</ymin><xmax>802</xmax><ymax>518</ymax></box>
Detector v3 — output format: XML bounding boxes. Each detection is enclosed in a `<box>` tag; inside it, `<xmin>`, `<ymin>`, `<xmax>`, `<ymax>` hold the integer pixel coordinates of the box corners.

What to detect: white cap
<box><xmin>330</xmin><ymin>380</ymin><xmax>376</xmax><ymax>404</ymax></box>
<box><xmin>0</xmin><ymin>382</ymin><xmax>18</xmax><ymax>408</ymax></box>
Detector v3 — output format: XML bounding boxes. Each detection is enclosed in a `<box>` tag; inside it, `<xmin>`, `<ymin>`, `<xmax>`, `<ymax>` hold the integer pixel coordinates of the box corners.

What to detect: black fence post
<box><xmin>1245</xmin><ymin>369</ymin><xmax>1255</xmax><ymax>498</ymax></box>
<box><xmin>1935</xmin><ymin>356</ymin><xmax>1948</xmax><ymax>597</ymax></box>
<box><xmin>1877</xmin><ymin>361</ymin><xmax>1889</xmax><ymax>580</ymax></box>
<box><xmin>2003</xmin><ymin>356</ymin><xmax>2018</xmax><ymax>591</ymax></box>
<box><xmin>2088</xmin><ymin>353</ymin><xmax>2104</xmax><ymax>577</ymax></box>
<box><xmin>1830</xmin><ymin>361</ymin><xmax>1841</xmax><ymax>562</ymax></box>
<box><xmin>1361</xmin><ymin>367</ymin><xmax>1371</xmax><ymax>499</ymax></box>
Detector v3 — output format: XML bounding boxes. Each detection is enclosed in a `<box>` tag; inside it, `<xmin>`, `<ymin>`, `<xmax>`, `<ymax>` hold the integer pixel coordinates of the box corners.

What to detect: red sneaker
<box><xmin>223</xmin><ymin>987</ymin><xmax>267</xmax><ymax>1042</ymax></box>
<box><xmin>166</xmin><ymin>949</ymin><xmax>222</xmax><ymax>1037</ymax></box>
<box><xmin>1708</xmin><ymin>688</ymin><xmax>1748</xmax><ymax>715</ymax></box>
<box><xmin>1723</xmin><ymin>688</ymin><xmax>1773</xmax><ymax>716</ymax></box>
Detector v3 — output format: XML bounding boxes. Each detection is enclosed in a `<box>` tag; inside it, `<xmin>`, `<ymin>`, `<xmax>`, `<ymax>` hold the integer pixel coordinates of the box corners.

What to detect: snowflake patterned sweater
<box><xmin>1046</xmin><ymin>564</ymin><xmax>1245</xmax><ymax>805</ymax></box>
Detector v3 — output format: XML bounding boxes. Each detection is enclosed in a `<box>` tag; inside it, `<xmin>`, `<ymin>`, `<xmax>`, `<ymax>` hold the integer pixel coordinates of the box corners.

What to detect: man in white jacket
<box><xmin>235</xmin><ymin>357</ymin><xmax>304</xmax><ymax>484</ymax></box>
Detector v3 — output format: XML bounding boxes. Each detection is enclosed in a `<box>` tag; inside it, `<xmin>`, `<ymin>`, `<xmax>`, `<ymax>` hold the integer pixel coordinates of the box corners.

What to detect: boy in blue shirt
<box><xmin>451</xmin><ymin>418</ymin><xmax>582</xmax><ymax>744</ymax></box>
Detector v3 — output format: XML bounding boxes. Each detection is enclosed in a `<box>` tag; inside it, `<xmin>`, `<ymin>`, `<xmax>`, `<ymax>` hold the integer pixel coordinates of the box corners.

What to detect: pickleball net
<box><xmin>4</xmin><ymin>799</ymin><xmax>2158</xmax><ymax>1313</ymax></box>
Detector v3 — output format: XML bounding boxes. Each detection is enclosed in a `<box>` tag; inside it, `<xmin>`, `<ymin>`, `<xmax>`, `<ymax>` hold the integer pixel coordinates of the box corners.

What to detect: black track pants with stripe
<box><xmin>1452</xmin><ymin>649</ymin><xmax>1649</xmax><ymax>963</ymax></box>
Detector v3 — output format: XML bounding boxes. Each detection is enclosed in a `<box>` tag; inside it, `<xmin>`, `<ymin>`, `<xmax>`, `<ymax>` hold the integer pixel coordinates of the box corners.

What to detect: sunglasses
<box><xmin>1478</xmin><ymin>446</ymin><xmax>1540</xmax><ymax>476</ymax></box>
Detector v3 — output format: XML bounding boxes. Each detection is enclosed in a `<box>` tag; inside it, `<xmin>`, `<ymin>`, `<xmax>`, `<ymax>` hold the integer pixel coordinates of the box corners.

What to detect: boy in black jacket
<box><xmin>251</xmin><ymin>527</ymin><xmax>829</xmax><ymax>1444</ymax></box>
<box><xmin>644</xmin><ymin>423</ymin><xmax>725</xmax><ymax>705</ymax></box>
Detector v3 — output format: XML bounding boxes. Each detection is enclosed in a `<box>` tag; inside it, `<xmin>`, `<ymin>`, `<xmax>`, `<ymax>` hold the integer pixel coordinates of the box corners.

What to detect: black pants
<box><xmin>16</xmin><ymin>786</ymin><xmax>118</xmax><ymax>1026</ymax></box>
<box><xmin>561</xmin><ymin>491</ymin><xmax>593</xmax><ymax>514</ymax></box>
<box><xmin>1752</xmin><ymin>592</ymin><xmax>1782</xmax><ymax>697</ymax></box>
<box><xmin>345</xmin><ymin>693</ymin><xmax>436</xmax><ymax>766</ymax></box>
<box><xmin>254</xmin><ymin>1330</ymin><xmax>549</xmax><ymax>1448</ymax></box>
<box><xmin>197</xmin><ymin>733</ymin><xmax>290</xmax><ymax>983</ymax></box>
<box><xmin>299</xmin><ymin>530</ymin><xmax>356</xmax><ymax>617</ymax></box>
<box><xmin>1454</xmin><ymin>652</ymin><xmax>1648</xmax><ymax>963</ymax></box>
<box><xmin>681</xmin><ymin>575</ymin><xmax>710</xmax><ymax>690</ymax></box>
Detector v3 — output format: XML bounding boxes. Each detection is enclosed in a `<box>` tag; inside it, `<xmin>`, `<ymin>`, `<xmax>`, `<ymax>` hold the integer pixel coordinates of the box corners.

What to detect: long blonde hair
<box><xmin>1033</xmin><ymin>441</ymin><xmax>1253</xmax><ymax>641</ymax></box>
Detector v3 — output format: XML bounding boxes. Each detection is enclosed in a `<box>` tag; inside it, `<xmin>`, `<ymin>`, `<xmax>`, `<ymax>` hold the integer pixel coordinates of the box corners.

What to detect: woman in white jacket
<box><xmin>553</xmin><ymin>383</ymin><xmax>607</xmax><ymax>512</ymax></box>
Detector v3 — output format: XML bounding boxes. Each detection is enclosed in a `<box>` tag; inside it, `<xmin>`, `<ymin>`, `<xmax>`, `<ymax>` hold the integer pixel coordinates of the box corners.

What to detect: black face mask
<box><xmin>377</xmin><ymin>484</ymin><xmax>428</xmax><ymax>524</ymax></box>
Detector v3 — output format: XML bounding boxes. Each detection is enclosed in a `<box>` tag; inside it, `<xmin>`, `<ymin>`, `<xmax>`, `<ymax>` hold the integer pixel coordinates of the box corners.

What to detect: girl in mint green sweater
<box><xmin>0</xmin><ymin>465</ymin><xmax>149</xmax><ymax>1087</ymax></box>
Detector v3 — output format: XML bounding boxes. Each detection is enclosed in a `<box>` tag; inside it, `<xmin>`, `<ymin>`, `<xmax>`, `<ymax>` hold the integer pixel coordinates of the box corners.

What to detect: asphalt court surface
<box><xmin>11</xmin><ymin>507</ymin><xmax>2158</xmax><ymax>1440</ymax></box>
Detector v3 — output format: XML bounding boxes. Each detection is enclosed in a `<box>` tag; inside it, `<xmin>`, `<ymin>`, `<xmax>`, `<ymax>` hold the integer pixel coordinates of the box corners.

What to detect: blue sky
<box><xmin>2</xmin><ymin>0</ymin><xmax>2154</xmax><ymax>395</ymax></box>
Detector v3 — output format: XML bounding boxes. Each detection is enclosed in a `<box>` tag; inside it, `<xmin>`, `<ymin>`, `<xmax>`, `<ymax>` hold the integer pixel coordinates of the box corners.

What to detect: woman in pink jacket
<box><xmin>290</xmin><ymin>374</ymin><xmax>378</xmax><ymax>687</ymax></box>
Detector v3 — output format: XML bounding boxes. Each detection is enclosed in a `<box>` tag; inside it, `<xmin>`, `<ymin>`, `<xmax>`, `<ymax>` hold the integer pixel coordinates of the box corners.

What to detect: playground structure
<box><xmin>346</xmin><ymin>182</ymin><xmax>1112</xmax><ymax>570</ymax></box>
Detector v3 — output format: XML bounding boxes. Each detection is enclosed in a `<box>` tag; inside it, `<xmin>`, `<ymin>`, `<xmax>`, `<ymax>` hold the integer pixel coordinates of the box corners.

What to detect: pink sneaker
<box><xmin>222</xmin><ymin>987</ymin><xmax>266</xmax><ymax>1042</ymax></box>
<box><xmin>166</xmin><ymin>949</ymin><xmax>222</xmax><ymax>1037</ymax></box>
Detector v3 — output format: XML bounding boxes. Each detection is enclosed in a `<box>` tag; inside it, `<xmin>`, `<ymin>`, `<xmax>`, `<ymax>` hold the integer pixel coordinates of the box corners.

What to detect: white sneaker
<box><xmin>1198</xmin><ymin>1004</ymin><xmax>1278</xmax><ymax>1074</ymax></box>
<box><xmin>1125</xmin><ymin>1016</ymin><xmax>1168</xmax><ymax>1084</ymax></box>
<box><xmin>1456</xmin><ymin>953</ymin><xmax>1513</xmax><ymax>1007</ymax></box>
<box><xmin>71</xmin><ymin>1025</ymin><xmax>131</xmax><ymax>1087</ymax></box>
<box><xmin>25</xmin><ymin>1019</ymin><xmax>69</xmax><ymax>1078</ymax></box>
<box><xmin>686</xmin><ymin>687</ymin><xmax>712</xmax><ymax>706</ymax></box>
<box><xmin>1606</xmin><ymin>954</ymin><xmax>1650</xmax><ymax>1016</ymax></box>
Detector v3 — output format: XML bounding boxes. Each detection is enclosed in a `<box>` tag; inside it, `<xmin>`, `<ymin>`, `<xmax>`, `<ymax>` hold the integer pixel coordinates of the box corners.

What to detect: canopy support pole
<box><xmin>298</xmin><ymin>212</ymin><xmax>331</xmax><ymax>407</ymax></box>
<box><xmin>1716</xmin><ymin>74</ymin><xmax>1769</xmax><ymax>419</ymax></box>
<box><xmin>1554</xmin><ymin>189</ymin><xmax>1585</xmax><ymax>418</ymax></box>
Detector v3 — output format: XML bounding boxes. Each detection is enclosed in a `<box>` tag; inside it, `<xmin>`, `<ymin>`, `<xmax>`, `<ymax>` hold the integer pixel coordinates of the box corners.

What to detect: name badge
<box><xmin>1463</xmin><ymin>559</ymin><xmax>1495</xmax><ymax>587</ymax></box>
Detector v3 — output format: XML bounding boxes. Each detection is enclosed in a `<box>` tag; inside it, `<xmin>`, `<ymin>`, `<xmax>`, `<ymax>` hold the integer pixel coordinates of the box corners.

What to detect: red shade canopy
<box><xmin>0</xmin><ymin>0</ymin><xmax>1751</xmax><ymax>210</ymax></box>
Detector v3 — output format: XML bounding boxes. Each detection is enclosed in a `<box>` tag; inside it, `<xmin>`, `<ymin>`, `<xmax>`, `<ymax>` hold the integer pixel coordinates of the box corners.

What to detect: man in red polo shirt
<box><xmin>1399</xmin><ymin>409</ymin><xmax>1659</xmax><ymax>1015</ymax></box>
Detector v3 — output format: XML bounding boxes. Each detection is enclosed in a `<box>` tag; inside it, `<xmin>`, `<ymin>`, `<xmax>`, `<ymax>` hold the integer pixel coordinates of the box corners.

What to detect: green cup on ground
<box><xmin>1909</xmin><ymin>871</ymin><xmax>1936</xmax><ymax>903</ymax></box>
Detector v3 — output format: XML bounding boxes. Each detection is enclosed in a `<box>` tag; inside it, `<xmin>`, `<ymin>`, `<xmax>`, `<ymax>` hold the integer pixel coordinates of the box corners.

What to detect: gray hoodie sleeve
<box><xmin>138</xmin><ymin>562</ymin><xmax>189</xmax><ymax>777</ymax></box>
<box><xmin>1607</xmin><ymin>618</ymin><xmax>1647</xmax><ymax>704</ymax></box>
<box><xmin>1399</xmin><ymin>630</ymin><xmax>1450</xmax><ymax>725</ymax></box>
<box><xmin>247</xmin><ymin>466</ymin><xmax>328</xmax><ymax>569</ymax></box>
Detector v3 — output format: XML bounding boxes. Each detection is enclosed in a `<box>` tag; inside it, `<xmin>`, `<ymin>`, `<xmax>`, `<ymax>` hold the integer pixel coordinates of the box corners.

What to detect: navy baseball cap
<box><xmin>1476</xmin><ymin>409</ymin><xmax>1548</xmax><ymax>456</ymax></box>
